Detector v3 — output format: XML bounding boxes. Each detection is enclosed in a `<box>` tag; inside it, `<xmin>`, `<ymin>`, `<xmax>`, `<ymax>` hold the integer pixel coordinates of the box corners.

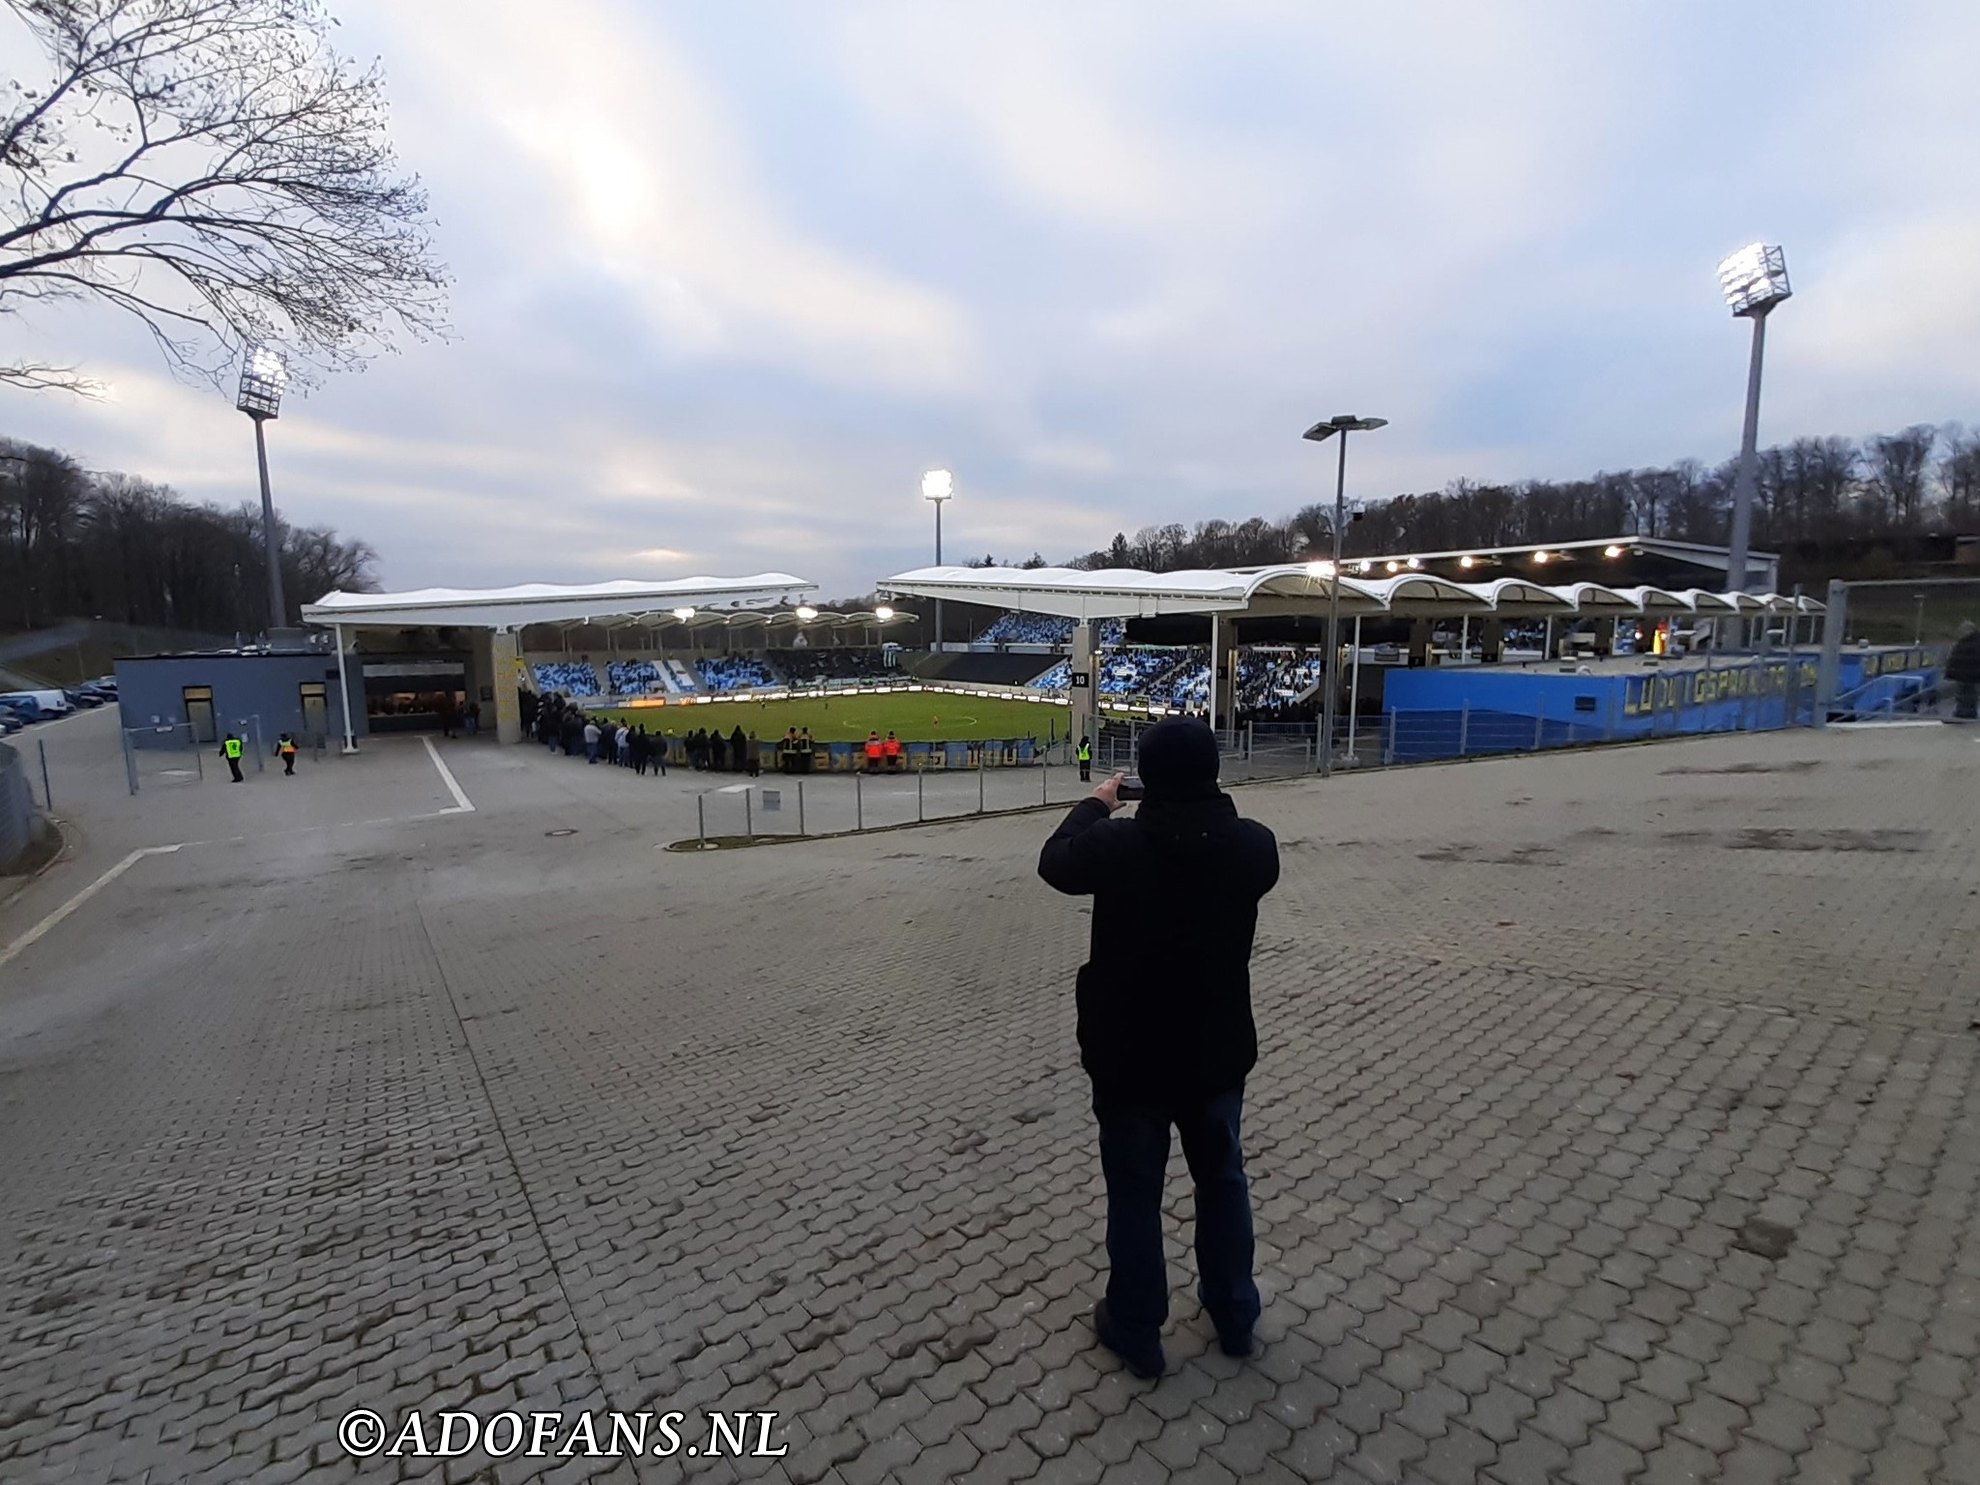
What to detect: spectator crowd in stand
<box><xmin>976</xmin><ymin>613</ymin><xmax>1127</xmax><ymax>647</ymax></box>
<box><xmin>781</xmin><ymin>647</ymin><xmax>891</xmax><ymax>684</ymax></box>
<box><xmin>696</xmin><ymin>654</ymin><xmax>780</xmax><ymax>692</ymax></box>
<box><xmin>532</xmin><ymin>660</ymin><xmax>602</xmax><ymax>697</ymax></box>
<box><xmin>607</xmin><ymin>658</ymin><xmax>665</xmax><ymax>696</ymax></box>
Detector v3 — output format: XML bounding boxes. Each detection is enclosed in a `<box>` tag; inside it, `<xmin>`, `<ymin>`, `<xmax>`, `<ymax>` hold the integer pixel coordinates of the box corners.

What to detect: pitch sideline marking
<box><xmin>422</xmin><ymin>737</ymin><xmax>475</xmax><ymax>813</ymax></box>
<box><xmin>0</xmin><ymin>844</ymin><xmax>183</xmax><ymax>971</ymax></box>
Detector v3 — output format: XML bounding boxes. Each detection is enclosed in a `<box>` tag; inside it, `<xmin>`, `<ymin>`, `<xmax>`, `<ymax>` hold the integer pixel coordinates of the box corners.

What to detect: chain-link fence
<box><xmin>1816</xmin><ymin>577</ymin><xmax>1978</xmax><ymax>721</ymax></box>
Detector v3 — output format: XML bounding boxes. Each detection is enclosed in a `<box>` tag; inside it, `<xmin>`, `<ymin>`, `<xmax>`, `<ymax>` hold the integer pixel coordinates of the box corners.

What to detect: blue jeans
<box><xmin>1093</xmin><ymin>1086</ymin><xmax>1259</xmax><ymax>1347</ymax></box>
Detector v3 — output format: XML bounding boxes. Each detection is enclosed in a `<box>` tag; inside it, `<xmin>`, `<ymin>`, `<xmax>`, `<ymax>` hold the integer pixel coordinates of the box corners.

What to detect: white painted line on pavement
<box><xmin>422</xmin><ymin>737</ymin><xmax>475</xmax><ymax>814</ymax></box>
<box><xmin>0</xmin><ymin>844</ymin><xmax>183</xmax><ymax>971</ymax></box>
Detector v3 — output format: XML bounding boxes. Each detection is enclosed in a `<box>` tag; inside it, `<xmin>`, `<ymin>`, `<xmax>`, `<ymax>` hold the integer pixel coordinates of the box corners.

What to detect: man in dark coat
<box><xmin>1947</xmin><ymin>620</ymin><xmax>1980</xmax><ymax>720</ymax></box>
<box><xmin>1038</xmin><ymin>717</ymin><xmax>1280</xmax><ymax>1379</ymax></box>
<box><xmin>730</xmin><ymin>725</ymin><xmax>750</xmax><ymax>775</ymax></box>
<box><xmin>710</xmin><ymin>728</ymin><xmax>728</xmax><ymax>771</ymax></box>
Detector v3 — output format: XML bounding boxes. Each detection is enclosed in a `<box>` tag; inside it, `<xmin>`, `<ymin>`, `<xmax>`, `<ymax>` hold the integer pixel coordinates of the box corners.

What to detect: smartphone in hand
<box><xmin>1118</xmin><ymin>775</ymin><xmax>1145</xmax><ymax>800</ymax></box>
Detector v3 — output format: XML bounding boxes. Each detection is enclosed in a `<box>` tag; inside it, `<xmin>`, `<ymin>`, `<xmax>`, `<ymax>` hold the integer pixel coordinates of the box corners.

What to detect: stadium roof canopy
<box><xmin>1290</xmin><ymin>534</ymin><xmax>1779</xmax><ymax>580</ymax></box>
<box><xmin>876</xmin><ymin>564</ymin><xmax>1817</xmax><ymax>622</ymax></box>
<box><xmin>539</xmin><ymin>608</ymin><xmax>918</xmax><ymax>633</ymax></box>
<box><xmin>301</xmin><ymin>574</ymin><xmax>816</xmax><ymax>630</ymax></box>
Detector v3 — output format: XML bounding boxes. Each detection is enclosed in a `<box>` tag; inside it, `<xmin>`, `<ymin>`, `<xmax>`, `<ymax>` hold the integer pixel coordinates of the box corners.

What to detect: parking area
<box><xmin>1</xmin><ymin>717</ymin><xmax>1977</xmax><ymax>1483</ymax></box>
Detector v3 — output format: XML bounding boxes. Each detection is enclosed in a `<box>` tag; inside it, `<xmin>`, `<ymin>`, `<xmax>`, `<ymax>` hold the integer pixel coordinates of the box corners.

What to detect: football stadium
<box><xmin>7</xmin><ymin>2</ymin><xmax>1980</xmax><ymax>1481</ymax></box>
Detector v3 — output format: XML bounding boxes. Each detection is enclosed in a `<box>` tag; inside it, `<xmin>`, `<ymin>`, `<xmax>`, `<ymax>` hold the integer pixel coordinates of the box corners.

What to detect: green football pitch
<box><xmin>601</xmin><ymin>689</ymin><xmax>1071</xmax><ymax>745</ymax></box>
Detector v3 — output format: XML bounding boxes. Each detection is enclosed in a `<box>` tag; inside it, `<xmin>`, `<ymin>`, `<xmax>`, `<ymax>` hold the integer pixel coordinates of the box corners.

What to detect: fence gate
<box><xmin>122</xmin><ymin>722</ymin><xmax>205</xmax><ymax>793</ymax></box>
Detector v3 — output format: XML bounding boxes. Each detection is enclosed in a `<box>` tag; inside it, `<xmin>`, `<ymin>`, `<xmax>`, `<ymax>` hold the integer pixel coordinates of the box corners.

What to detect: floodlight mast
<box><xmin>1300</xmin><ymin>415</ymin><xmax>1387</xmax><ymax>776</ymax></box>
<box><xmin>1717</xmin><ymin>244</ymin><xmax>1791</xmax><ymax>596</ymax></box>
<box><xmin>236</xmin><ymin>346</ymin><xmax>289</xmax><ymax>631</ymax></box>
<box><xmin>922</xmin><ymin>470</ymin><xmax>953</xmax><ymax>652</ymax></box>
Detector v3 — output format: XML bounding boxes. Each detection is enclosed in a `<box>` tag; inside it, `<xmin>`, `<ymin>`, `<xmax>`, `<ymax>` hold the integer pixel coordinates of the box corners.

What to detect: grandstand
<box><xmin>697</xmin><ymin>655</ymin><xmax>780</xmax><ymax>692</ymax></box>
<box><xmin>606</xmin><ymin>658</ymin><xmax>666</xmax><ymax>696</ymax></box>
<box><xmin>969</xmin><ymin>612</ymin><xmax>1126</xmax><ymax>648</ymax></box>
<box><xmin>780</xmin><ymin>647</ymin><xmax>890</xmax><ymax>684</ymax></box>
<box><xmin>976</xmin><ymin>611</ymin><xmax>1072</xmax><ymax>645</ymax></box>
<box><xmin>533</xmin><ymin>660</ymin><xmax>601</xmax><ymax>697</ymax></box>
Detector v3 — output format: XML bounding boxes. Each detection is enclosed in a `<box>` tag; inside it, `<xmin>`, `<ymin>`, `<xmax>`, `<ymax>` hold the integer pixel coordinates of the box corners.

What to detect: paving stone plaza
<box><xmin>2</xmin><ymin>709</ymin><xmax>1977</xmax><ymax>1484</ymax></box>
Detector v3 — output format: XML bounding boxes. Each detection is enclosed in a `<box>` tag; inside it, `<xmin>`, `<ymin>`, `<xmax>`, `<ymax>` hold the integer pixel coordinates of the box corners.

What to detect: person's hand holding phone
<box><xmin>1091</xmin><ymin>771</ymin><xmax>1140</xmax><ymax>811</ymax></box>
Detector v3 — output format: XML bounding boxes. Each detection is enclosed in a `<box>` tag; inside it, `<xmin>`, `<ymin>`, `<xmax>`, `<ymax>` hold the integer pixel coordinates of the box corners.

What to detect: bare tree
<box><xmin>0</xmin><ymin>0</ymin><xmax>447</xmax><ymax>394</ymax></box>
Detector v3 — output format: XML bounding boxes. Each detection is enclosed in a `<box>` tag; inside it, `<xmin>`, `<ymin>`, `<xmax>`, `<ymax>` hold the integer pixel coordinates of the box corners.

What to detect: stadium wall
<box><xmin>0</xmin><ymin>740</ymin><xmax>47</xmax><ymax>873</ymax></box>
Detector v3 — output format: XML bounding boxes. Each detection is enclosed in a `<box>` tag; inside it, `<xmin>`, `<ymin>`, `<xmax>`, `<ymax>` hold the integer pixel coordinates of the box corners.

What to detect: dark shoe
<box><xmin>1093</xmin><ymin>1302</ymin><xmax>1165</xmax><ymax>1379</ymax></box>
<box><xmin>1215</xmin><ymin>1327</ymin><xmax>1255</xmax><ymax>1359</ymax></box>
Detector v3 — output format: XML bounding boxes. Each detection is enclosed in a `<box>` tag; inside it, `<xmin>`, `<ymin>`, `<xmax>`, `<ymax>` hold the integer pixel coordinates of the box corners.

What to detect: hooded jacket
<box><xmin>1038</xmin><ymin>791</ymin><xmax>1279</xmax><ymax>1101</ymax></box>
<box><xmin>1946</xmin><ymin>630</ymin><xmax>1980</xmax><ymax>685</ymax></box>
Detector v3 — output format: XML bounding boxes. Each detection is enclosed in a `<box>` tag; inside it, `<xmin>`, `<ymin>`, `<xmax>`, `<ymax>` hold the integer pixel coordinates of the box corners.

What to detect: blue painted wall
<box><xmin>115</xmin><ymin>652</ymin><xmax>366</xmax><ymax>749</ymax></box>
<box><xmin>1381</xmin><ymin>647</ymin><xmax>1939</xmax><ymax>762</ymax></box>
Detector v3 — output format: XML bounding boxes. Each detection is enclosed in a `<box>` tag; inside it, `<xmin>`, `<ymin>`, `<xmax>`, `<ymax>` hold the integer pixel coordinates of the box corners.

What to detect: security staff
<box><xmin>883</xmin><ymin>731</ymin><xmax>903</xmax><ymax>771</ymax></box>
<box><xmin>797</xmin><ymin>727</ymin><xmax>816</xmax><ymax>774</ymax></box>
<box><xmin>221</xmin><ymin>731</ymin><xmax>245</xmax><ymax>783</ymax></box>
<box><xmin>864</xmin><ymin>731</ymin><xmax>884</xmax><ymax>773</ymax></box>
<box><xmin>277</xmin><ymin>732</ymin><xmax>299</xmax><ymax>776</ymax></box>
<box><xmin>1077</xmin><ymin>734</ymin><xmax>1093</xmax><ymax>783</ymax></box>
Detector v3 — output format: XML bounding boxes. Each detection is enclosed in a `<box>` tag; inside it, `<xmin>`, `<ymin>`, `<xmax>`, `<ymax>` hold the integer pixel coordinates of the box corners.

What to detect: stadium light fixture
<box><xmin>1306</xmin><ymin>559</ymin><xmax>1335</xmax><ymax>578</ymax></box>
<box><xmin>1459</xmin><ymin>555</ymin><xmax>1476</xmax><ymax>568</ymax></box>
<box><xmin>1405</xmin><ymin>557</ymin><xmax>1421</xmax><ymax>570</ymax></box>
<box><xmin>875</xmin><ymin>605</ymin><xmax>894</xmax><ymax>620</ymax></box>
<box><xmin>1357</xmin><ymin>560</ymin><xmax>1373</xmax><ymax>574</ymax></box>
<box><xmin>1301</xmin><ymin>414</ymin><xmax>1387</xmax><ymax>777</ymax></box>
<box><xmin>1716</xmin><ymin>243</ymin><xmax>1791</xmax><ymax>594</ymax></box>
<box><xmin>671</xmin><ymin>607</ymin><xmax>695</xmax><ymax>621</ymax></box>
<box><xmin>1385</xmin><ymin>560</ymin><xmax>1401</xmax><ymax>573</ymax></box>
<box><xmin>236</xmin><ymin>344</ymin><xmax>289</xmax><ymax>630</ymax></box>
<box><xmin>796</xmin><ymin>604</ymin><xmax>819</xmax><ymax>621</ymax></box>
<box><xmin>1604</xmin><ymin>544</ymin><xmax>1625</xmax><ymax>559</ymax></box>
<box><xmin>922</xmin><ymin>469</ymin><xmax>954</xmax><ymax>652</ymax></box>
<box><xmin>1533</xmin><ymin>550</ymin><xmax>1550</xmax><ymax>564</ymax></box>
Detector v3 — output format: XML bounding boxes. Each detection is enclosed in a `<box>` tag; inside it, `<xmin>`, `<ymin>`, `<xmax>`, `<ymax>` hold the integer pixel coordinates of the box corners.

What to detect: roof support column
<box><xmin>1070</xmin><ymin>620</ymin><xmax>1099</xmax><ymax>761</ymax></box>
<box><xmin>333</xmin><ymin>624</ymin><xmax>359</xmax><ymax>754</ymax></box>
<box><xmin>491</xmin><ymin>628</ymin><xmax>523</xmax><ymax>744</ymax></box>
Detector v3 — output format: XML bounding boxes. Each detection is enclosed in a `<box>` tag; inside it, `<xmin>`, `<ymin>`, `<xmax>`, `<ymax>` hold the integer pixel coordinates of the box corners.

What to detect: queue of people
<box><xmin>530</xmin><ymin>692</ymin><xmax>769</xmax><ymax>776</ymax></box>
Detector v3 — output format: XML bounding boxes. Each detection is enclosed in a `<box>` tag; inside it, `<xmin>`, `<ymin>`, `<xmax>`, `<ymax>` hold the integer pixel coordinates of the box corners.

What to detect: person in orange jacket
<box><xmin>883</xmin><ymin>730</ymin><xmax>903</xmax><ymax>771</ymax></box>
<box><xmin>863</xmin><ymin>730</ymin><xmax>884</xmax><ymax>773</ymax></box>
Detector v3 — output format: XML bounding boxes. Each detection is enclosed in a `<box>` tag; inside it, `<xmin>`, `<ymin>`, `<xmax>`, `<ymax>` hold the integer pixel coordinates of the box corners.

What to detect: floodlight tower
<box><xmin>922</xmin><ymin>470</ymin><xmax>953</xmax><ymax>652</ymax></box>
<box><xmin>236</xmin><ymin>345</ymin><xmax>289</xmax><ymax>630</ymax></box>
<box><xmin>1716</xmin><ymin>244</ymin><xmax>1792</xmax><ymax>596</ymax></box>
<box><xmin>1302</xmin><ymin>415</ymin><xmax>1386</xmax><ymax>776</ymax></box>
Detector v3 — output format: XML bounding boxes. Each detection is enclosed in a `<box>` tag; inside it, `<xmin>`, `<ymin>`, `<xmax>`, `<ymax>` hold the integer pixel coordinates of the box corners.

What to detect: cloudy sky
<box><xmin>5</xmin><ymin>0</ymin><xmax>1978</xmax><ymax>599</ymax></box>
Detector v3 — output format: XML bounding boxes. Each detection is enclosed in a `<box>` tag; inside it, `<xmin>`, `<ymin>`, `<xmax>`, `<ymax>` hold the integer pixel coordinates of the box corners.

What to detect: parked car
<box><xmin>0</xmin><ymin>712</ymin><xmax>20</xmax><ymax>736</ymax></box>
<box><xmin>65</xmin><ymin>687</ymin><xmax>104</xmax><ymax>708</ymax></box>
<box><xmin>0</xmin><ymin>698</ymin><xmax>40</xmax><ymax>727</ymax></box>
<box><xmin>0</xmin><ymin>689</ymin><xmax>73</xmax><ymax>717</ymax></box>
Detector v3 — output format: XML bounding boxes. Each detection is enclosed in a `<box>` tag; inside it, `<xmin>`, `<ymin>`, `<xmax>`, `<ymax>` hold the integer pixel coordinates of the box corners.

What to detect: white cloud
<box><xmin>371</xmin><ymin>0</ymin><xmax>980</xmax><ymax>395</ymax></box>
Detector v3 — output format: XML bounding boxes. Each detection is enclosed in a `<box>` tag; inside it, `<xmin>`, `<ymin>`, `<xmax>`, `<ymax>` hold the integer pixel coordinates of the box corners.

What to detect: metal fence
<box><xmin>0</xmin><ymin>740</ymin><xmax>42</xmax><ymax>872</ymax></box>
<box><xmin>684</xmin><ymin>755</ymin><xmax>1098</xmax><ymax>846</ymax></box>
<box><xmin>120</xmin><ymin>716</ymin><xmax>267</xmax><ymax>794</ymax></box>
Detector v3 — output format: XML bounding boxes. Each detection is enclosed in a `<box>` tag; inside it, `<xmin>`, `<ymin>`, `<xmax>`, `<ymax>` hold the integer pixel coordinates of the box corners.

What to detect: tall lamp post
<box><xmin>237</xmin><ymin>345</ymin><xmax>289</xmax><ymax>632</ymax></box>
<box><xmin>1302</xmin><ymin>414</ymin><xmax>1387</xmax><ymax>776</ymax></box>
<box><xmin>1716</xmin><ymin>244</ymin><xmax>1791</xmax><ymax>598</ymax></box>
<box><xmin>922</xmin><ymin>469</ymin><xmax>953</xmax><ymax>653</ymax></box>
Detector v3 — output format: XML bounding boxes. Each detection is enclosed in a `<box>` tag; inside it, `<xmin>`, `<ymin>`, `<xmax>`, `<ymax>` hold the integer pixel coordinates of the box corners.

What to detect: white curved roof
<box><xmin>1469</xmin><ymin>578</ymin><xmax>1575</xmax><ymax>615</ymax></box>
<box><xmin>303</xmin><ymin>574</ymin><xmax>816</xmax><ymax>629</ymax></box>
<box><xmin>1612</xmin><ymin>585</ymin><xmax>1692</xmax><ymax>612</ymax></box>
<box><xmin>879</xmin><ymin>564</ymin><xmax>1791</xmax><ymax>621</ymax></box>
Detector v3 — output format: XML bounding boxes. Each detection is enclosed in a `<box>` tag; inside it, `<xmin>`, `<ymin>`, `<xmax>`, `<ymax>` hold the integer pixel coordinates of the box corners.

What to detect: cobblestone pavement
<box><xmin>2</xmin><ymin>721</ymin><xmax>1978</xmax><ymax>1484</ymax></box>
